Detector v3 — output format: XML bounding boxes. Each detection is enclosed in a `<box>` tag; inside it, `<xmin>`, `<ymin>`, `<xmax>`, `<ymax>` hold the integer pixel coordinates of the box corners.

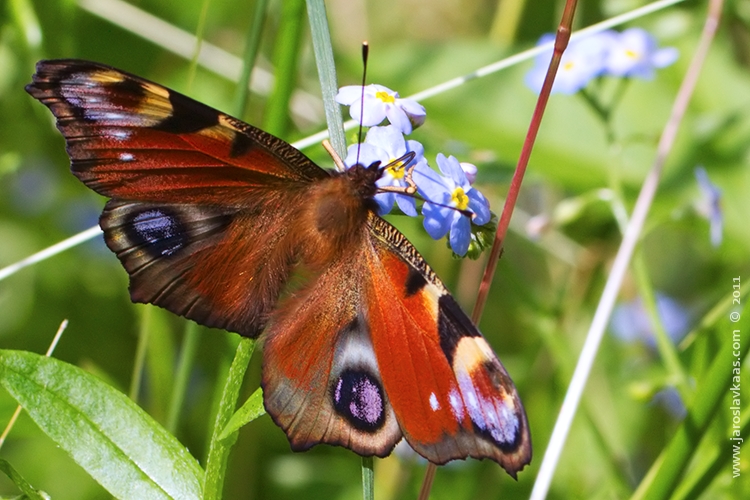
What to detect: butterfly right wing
<box><xmin>363</xmin><ymin>215</ymin><xmax>531</xmax><ymax>475</ymax></box>
<box><xmin>261</xmin><ymin>214</ymin><xmax>530</xmax><ymax>475</ymax></box>
<box><xmin>26</xmin><ymin>59</ymin><xmax>328</xmax><ymax>337</ymax></box>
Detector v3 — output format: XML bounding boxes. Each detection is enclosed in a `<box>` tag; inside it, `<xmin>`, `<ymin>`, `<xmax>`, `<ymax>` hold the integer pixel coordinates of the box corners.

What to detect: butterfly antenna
<box><xmin>375</xmin><ymin>151</ymin><xmax>416</xmax><ymax>194</ymax></box>
<box><xmin>355</xmin><ymin>41</ymin><xmax>369</xmax><ymax>167</ymax></box>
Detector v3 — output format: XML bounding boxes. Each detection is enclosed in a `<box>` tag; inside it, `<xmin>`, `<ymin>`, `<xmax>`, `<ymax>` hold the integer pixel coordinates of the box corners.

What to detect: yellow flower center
<box><xmin>625</xmin><ymin>49</ymin><xmax>639</xmax><ymax>59</ymax></box>
<box><xmin>376</xmin><ymin>91</ymin><xmax>396</xmax><ymax>104</ymax></box>
<box><xmin>386</xmin><ymin>159</ymin><xmax>406</xmax><ymax>179</ymax></box>
<box><xmin>451</xmin><ymin>187</ymin><xmax>469</xmax><ymax>210</ymax></box>
<box><xmin>563</xmin><ymin>61</ymin><xmax>575</xmax><ymax>71</ymax></box>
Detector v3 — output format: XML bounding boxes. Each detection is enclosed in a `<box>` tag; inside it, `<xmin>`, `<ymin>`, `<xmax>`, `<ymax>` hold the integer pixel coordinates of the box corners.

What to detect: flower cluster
<box><xmin>526</xmin><ymin>28</ymin><xmax>679</xmax><ymax>95</ymax></box>
<box><xmin>336</xmin><ymin>84</ymin><xmax>491</xmax><ymax>256</ymax></box>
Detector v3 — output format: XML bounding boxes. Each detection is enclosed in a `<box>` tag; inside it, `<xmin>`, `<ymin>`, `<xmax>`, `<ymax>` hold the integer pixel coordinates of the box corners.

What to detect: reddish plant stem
<box><xmin>418</xmin><ymin>2</ymin><xmax>579</xmax><ymax>499</ymax></box>
<box><xmin>472</xmin><ymin>1</ymin><xmax>577</xmax><ymax>323</ymax></box>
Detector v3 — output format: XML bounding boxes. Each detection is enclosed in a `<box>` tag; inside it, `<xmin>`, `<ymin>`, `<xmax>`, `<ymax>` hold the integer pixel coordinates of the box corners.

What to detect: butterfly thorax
<box><xmin>295</xmin><ymin>163</ymin><xmax>381</xmax><ymax>269</ymax></box>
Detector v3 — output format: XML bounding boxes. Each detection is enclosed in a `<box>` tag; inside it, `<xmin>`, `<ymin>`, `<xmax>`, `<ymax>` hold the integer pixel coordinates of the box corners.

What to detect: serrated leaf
<box><xmin>0</xmin><ymin>350</ymin><xmax>203</xmax><ymax>500</ymax></box>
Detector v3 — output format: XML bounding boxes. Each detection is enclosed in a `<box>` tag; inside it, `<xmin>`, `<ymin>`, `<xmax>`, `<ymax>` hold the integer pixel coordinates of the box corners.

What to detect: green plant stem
<box><xmin>671</xmin><ymin>411</ymin><xmax>749</xmax><ymax>500</ymax></box>
<box><xmin>166</xmin><ymin>321</ymin><xmax>200</xmax><ymax>434</ymax></box>
<box><xmin>202</xmin><ymin>337</ymin><xmax>255</xmax><ymax>500</ymax></box>
<box><xmin>489</xmin><ymin>0</ymin><xmax>528</xmax><ymax>43</ymax></box>
<box><xmin>263</xmin><ymin>0</ymin><xmax>306</xmax><ymax>136</ymax></box>
<box><xmin>361</xmin><ymin>456</ymin><xmax>374</xmax><ymax>500</ymax></box>
<box><xmin>632</xmin><ymin>254</ymin><xmax>692</xmax><ymax>400</ymax></box>
<box><xmin>233</xmin><ymin>0</ymin><xmax>269</xmax><ymax>119</ymax></box>
<box><xmin>129</xmin><ymin>306</ymin><xmax>152</xmax><ymax>402</ymax></box>
<box><xmin>0</xmin><ymin>458</ymin><xmax>46</xmax><ymax>500</ymax></box>
<box><xmin>186</xmin><ymin>0</ymin><xmax>213</xmax><ymax>92</ymax></box>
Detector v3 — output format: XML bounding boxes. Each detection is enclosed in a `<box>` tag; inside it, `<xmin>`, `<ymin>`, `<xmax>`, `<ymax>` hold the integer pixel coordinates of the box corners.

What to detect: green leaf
<box><xmin>0</xmin><ymin>458</ymin><xmax>48</xmax><ymax>499</ymax></box>
<box><xmin>0</xmin><ymin>350</ymin><xmax>203</xmax><ymax>500</ymax></box>
<box><xmin>219</xmin><ymin>387</ymin><xmax>266</xmax><ymax>441</ymax></box>
<box><xmin>202</xmin><ymin>337</ymin><xmax>256</xmax><ymax>500</ymax></box>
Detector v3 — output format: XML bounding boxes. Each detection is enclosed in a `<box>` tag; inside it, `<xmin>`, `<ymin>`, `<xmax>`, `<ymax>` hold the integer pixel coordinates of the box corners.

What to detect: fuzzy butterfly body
<box><xmin>26</xmin><ymin>59</ymin><xmax>531</xmax><ymax>476</ymax></box>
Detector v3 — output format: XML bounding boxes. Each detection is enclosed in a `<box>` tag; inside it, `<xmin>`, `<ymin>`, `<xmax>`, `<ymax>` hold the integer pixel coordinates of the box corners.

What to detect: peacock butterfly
<box><xmin>26</xmin><ymin>59</ymin><xmax>531</xmax><ymax>477</ymax></box>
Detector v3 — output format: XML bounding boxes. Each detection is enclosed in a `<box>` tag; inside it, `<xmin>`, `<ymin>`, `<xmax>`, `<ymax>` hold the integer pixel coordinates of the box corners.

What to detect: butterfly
<box><xmin>26</xmin><ymin>59</ymin><xmax>531</xmax><ymax>477</ymax></box>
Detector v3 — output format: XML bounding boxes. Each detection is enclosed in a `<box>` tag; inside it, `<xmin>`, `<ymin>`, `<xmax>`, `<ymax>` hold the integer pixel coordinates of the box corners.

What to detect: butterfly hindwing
<box><xmin>101</xmin><ymin>198</ymin><xmax>302</xmax><ymax>337</ymax></box>
<box><xmin>262</xmin><ymin>255</ymin><xmax>402</xmax><ymax>456</ymax></box>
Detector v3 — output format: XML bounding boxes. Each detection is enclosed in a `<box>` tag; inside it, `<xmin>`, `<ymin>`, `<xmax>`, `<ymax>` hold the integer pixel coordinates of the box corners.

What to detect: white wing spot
<box><xmin>429</xmin><ymin>392</ymin><xmax>440</xmax><ymax>411</ymax></box>
<box><xmin>111</xmin><ymin>129</ymin><xmax>131</xmax><ymax>140</ymax></box>
<box><xmin>448</xmin><ymin>388</ymin><xmax>465</xmax><ymax>421</ymax></box>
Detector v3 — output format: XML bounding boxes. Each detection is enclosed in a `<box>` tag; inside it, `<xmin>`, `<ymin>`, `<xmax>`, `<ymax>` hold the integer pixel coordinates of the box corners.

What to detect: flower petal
<box><xmin>449</xmin><ymin>213</ymin><xmax>471</xmax><ymax>256</ymax></box>
<box><xmin>395</xmin><ymin>194</ymin><xmax>418</xmax><ymax>217</ymax></box>
<box><xmin>467</xmin><ymin>189</ymin><xmax>491</xmax><ymax>225</ymax></box>
<box><xmin>385</xmin><ymin>105</ymin><xmax>413</xmax><ymax>134</ymax></box>
<box><xmin>422</xmin><ymin>202</ymin><xmax>451</xmax><ymax>239</ymax></box>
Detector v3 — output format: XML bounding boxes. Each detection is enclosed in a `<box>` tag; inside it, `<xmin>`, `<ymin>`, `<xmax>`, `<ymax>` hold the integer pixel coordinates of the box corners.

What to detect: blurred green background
<box><xmin>0</xmin><ymin>0</ymin><xmax>749</xmax><ymax>498</ymax></box>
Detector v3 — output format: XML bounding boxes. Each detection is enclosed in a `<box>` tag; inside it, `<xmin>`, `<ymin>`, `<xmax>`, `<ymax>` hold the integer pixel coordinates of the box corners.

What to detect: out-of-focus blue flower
<box><xmin>525</xmin><ymin>32</ymin><xmax>613</xmax><ymax>94</ymax></box>
<box><xmin>610</xmin><ymin>293</ymin><xmax>691</xmax><ymax>347</ymax></box>
<box><xmin>343</xmin><ymin>125</ymin><xmax>428</xmax><ymax>216</ymax></box>
<box><xmin>652</xmin><ymin>386</ymin><xmax>687</xmax><ymax>420</ymax></box>
<box><xmin>336</xmin><ymin>84</ymin><xmax>426</xmax><ymax>134</ymax></box>
<box><xmin>694</xmin><ymin>166</ymin><xmax>723</xmax><ymax>247</ymax></box>
<box><xmin>9</xmin><ymin>160</ymin><xmax>60</xmax><ymax>215</ymax></box>
<box><xmin>418</xmin><ymin>154</ymin><xmax>491</xmax><ymax>256</ymax></box>
<box><xmin>604</xmin><ymin>28</ymin><xmax>678</xmax><ymax>79</ymax></box>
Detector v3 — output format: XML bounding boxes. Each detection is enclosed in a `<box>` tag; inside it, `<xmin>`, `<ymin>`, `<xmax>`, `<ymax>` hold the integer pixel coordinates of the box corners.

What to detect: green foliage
<box><xmin>0</xmin><ymin>457</ymin><xmax>49</xmax><ymax>499</ymax></box>
<box><xmin>0</xmin><ymin>0</ymin><xmax>749</xmax><ymax>499</ymax></box>
<box><xmin>0</xmin><ymin>350</ymin><xmax>203</xmax><ymax>499</ymax></box>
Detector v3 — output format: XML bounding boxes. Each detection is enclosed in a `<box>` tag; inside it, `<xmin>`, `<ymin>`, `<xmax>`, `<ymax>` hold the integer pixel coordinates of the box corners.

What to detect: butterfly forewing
<box><xmin>26</xmin><ymin>60</ymin><xmax>328</xmax><ymax>337</ymax></box>
<box><xmin>365</xmin><ymin>215</ymin><xmax>531</xmax><ymax>475</ymax></box>
<box><xmin>25</xmin><ymin>59</ymin><xmax>327</xmax><ymax>204</ymax></box>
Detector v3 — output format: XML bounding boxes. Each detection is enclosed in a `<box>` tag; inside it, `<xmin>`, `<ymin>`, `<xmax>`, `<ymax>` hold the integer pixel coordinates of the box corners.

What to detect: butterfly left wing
<box><xmin>363</xmin><ymin>215</ymin><xmax>531</xmax><ymax>476</ymax></box>
<box><xmin>25</xmin><ymin>59</ymin><xmax>330</xmax><ymax>337</ymax></box>
<box><xmin>25</xmin><ymin>59</ymin><xmax>326</xmax><ymax>204</ymax></box>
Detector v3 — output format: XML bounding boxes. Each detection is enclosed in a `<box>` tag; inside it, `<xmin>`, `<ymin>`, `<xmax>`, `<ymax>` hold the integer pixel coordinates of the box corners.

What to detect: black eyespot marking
<box><xmin>128</xmin><ymin>208</ymin><xmax>186</xmax><ymax>257</ymax></box>
<box><xmin>332</xmin><ymin>369</ymin><xmax>386</xmax><ymax>432</ymax></box>
<box><xmin>404</xmin><ymin>267</ymin><xmax>427</xmax><ymax>297</ymax></box>
<box><xmin>152</xmin><ymin>92</ymin><xmax>220</xmax><ymax>134</ymax></box>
